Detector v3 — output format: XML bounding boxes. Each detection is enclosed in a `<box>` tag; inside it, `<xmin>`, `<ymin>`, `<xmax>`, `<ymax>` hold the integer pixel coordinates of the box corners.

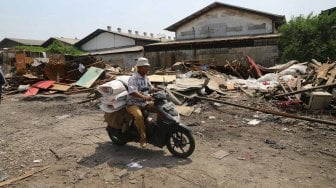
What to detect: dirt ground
<box><xmin>0</xmin><ymin>92</ymin><xmax>335</xmax><ymax>188</ymax></box>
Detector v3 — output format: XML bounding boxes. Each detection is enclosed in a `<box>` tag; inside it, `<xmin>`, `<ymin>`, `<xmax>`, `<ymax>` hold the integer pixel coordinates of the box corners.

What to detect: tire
<box><xmin>166</xmin><ymin>128</ymin><xmax>195</xmax><ymax>158</ymax></box>
<box><xmin>106</xmin><ymin>126</ymin><xmax>127</xmax><ymax>146</ymax></box>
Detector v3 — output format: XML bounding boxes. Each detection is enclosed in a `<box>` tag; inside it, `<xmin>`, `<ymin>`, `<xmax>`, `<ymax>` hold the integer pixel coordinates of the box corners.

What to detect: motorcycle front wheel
<box><xmin>166</xmin><ymin>128</ymin><xmax>195</xmax><ymax>158</ymax></box>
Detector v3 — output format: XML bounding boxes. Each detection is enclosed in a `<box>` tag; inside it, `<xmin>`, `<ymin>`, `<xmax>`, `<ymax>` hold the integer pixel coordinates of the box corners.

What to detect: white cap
<box><xmin>136</xmin><ymin>57</ymin><xmax>150</xmax><ymax>67</ymax></box>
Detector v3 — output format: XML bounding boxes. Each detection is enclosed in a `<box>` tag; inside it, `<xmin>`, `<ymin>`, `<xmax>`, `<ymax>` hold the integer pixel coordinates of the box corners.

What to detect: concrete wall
<box><xmin>176</xmin><ymin>7</ymin><xmax>273</xmax><ymax>40</ymax></box>
<box><xmin>145</xmin><ymin>46</ymin><xmax>279</xmax><ymax>68</ymax></box>
<box><xmin>81</xmin><ymin>32</ymin><xmax>135</xmax><ymax>51</ymax></box>
<box><xmin>94</xmin><ymin>51</ymin><xmax>143</xmax><ymax>71</ymax></box>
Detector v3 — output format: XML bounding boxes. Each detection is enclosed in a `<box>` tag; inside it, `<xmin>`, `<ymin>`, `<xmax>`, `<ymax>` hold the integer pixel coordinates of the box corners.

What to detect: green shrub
<box><xmin>279</xmin><ymin>12</ymin><xmax>336</xmax><ymax>63</ymax></box>
<box><xmin>15</xmin><ymin>46</ymin><xmax>46</xmax><ymax>53</ymax></box>
<box><xmin>46</xmin><ymin>40</ymin><xmax>84</xmax><ymax>56</ymax></box>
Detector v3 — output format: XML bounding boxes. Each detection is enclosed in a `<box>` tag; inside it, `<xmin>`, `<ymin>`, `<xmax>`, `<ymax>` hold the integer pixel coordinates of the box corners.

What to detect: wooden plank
<box><xmin>226</xmin><ymin>82</ymin><xmax>235</xmax><ymax>90</ymax></box>
<box><xmin>49</xmin><ymin>83</ymin><xmax>72</xmax><ymax>91</ymax></box>
<box><xmin>148</xmin><ymin>74</ymin><xmax>176</xmax><ymax>83</ymax></box>
<box><xmin>316</xmin><ymin>63</ymin><xmax>335</xmax><ymax>80</ymax></box>
<box><xmin>274</xmin><ymin>82</ymin><xmax>336</xmax><ymax>98</ymax></box>
<box><xmin>295</xmin><ymin>77</ymin><xmax>302</xmax><ymax>99</ymax></box>
<box><xmin>326</xmin><ymin>68</ymin><xmax>336</xmax><ymax>85</ymax></box>
<box><xmin>0</xmin><ymin>166</ymin><xmax>49</xmax><ymax>187</ymax></box>
<box><xmin>64</xmin><ymin>88</ymin><xmax>94</xmax><ymax>95</ymax></box>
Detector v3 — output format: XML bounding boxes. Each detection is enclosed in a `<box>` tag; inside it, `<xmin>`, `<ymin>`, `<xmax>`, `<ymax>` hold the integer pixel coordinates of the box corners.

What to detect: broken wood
<box><xmin>319</xmin><ymin>150</ymin><xmax>336</xmax><ymax>158</ymax></box>
<box><xmin>326</xmin><ymin>68</ymin><xmax>336</xmax><ymax>85</ymax></box>
<box><xmin>239</xmin><ymin>87</ymin><xmax>253</xmax><ymax>97</ymax></box>
<box><xmin>311</xmin><ymin>59</ymin><xmax>322</xmax><ymax>67</ymax></box>
<box><xmin>314</xmin><ymin>63</ymin><xmax>335</xmax><ymax>85</ymax></box>
<box><xmin>49</xmin><ymin>148</ymin><xmax>61</xmax><ymax>160</ymax></box>
<box><xmin>0</xmin><ymin>166</ymin><xmax>49</xmax><ymax>187</ymax></box>
<box><xmin>64</xmin><ymin>88</ymin><xmax>94</xmax><ymax>95</ymax></box>
<box><xmin>273</xmin><ymin>82</ymin><xmax>336</xmax><ymax>98</ymax></box>
<box><xmin>295</xmin><ymin>76</ymin><xmax>302</xmax><ymax>99</ymax></box>
<box><xmin>193</xmin><ymin>96</ymin><xmax>336</xmax><ymax>126</ymax></box>
<box><xmin>75</xmin><ymin>97</ymin><xmax>97</xmax><ymax>104</ymax></box>
<box><xmin>3</xmin><ymin>90</ymin><xmax>20</xmax><ymax>95</ymax></box>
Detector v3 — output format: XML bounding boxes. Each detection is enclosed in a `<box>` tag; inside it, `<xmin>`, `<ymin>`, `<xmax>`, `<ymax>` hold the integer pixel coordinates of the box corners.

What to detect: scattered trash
<box><xmin>247</xmin><ymin>119</ymin><xmax>261</xmax><ymax>125</ymax></box>
<box><xmin>194</xmin><ymin>107</ymin><xmax>202</xmax><ymax>114</ymax></box>
<box><xmin>55</xmin><ymin>114</ymin><xmax>71</xmax><ymax>120</ymax></box>
<box><xmin>211</xmin><ymin>150</ymin><xmax>230</xmax><ymax>159</ymax></box>
<box><xmin>127</xmin><ymin>162</ymin><xmax>143</xmax><ymax>169</ymax></box>
<box><xmin>264</xmin><ymin>139</ymin><xmax>286</xmax><ymax>149</ymax></box>
<box><xmin>116</xmin><ymin>169</ymin><xmax>128</xmax><ymax>178</ymax></box>
<box><xmin>208</xmin><ymin>116</ymin><xmax>216</xmax><ymax>119</ymax></box>
<box><xmin>0</xmin><ymin>168</ymin><xmax>8</xmax><ymax>182</ymax></box>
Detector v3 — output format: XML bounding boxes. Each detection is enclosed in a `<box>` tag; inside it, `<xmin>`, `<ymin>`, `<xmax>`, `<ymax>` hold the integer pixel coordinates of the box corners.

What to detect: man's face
<box><xmin>137</xmin><ymin>66</ymin><xmax>150</xmax><ymax>75</ymax></box>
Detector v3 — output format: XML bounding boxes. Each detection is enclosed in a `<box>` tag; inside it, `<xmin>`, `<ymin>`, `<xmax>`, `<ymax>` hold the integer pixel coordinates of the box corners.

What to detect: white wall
<box><xmin>176</xmin><ymin>7</ymin><xmax>273</xmax><ymax>40</ymax></box>
<box><xmin>96</xmin><ymin>51</ymin><xmax>143</xmax><ymax>71</ymax></box>
<box><xmin>81</xmin><ymin>32</ymin><xmax>135</xmax><ymax>51</ymax></box>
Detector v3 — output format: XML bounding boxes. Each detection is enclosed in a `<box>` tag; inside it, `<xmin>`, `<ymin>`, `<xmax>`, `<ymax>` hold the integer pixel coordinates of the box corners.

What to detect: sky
<box><xmin>0</xmin><ymin>0</ymin><xmax>335</xmax><ymax>41</ymax></box>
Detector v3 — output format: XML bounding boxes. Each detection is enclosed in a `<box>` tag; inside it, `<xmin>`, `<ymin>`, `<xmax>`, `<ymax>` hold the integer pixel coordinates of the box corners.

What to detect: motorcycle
<box><xmin>106</xmin><ymin>90</ymin><xmax>195</xmax><ymax>158</ymax></box>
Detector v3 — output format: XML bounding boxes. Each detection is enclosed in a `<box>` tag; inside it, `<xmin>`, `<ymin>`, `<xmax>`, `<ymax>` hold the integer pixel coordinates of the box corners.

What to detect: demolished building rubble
<box><xmin>1</xmin><ymin>51</ymin><xmax>336</xmax><ymax>125</ymax></box>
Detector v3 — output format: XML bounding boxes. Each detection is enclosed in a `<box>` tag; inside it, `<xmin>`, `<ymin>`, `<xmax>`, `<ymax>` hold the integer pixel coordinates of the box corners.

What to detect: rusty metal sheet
<box><xmin>32</xmin><ymin>80</ymin><xmax>55</xmax><ymax>89</ymax></box>
<box><xmin>15</xmin><ymin>53</ymin><xmax>26</xmax><ymax>74</ymax></box>
<box><xmin>43</xmin><ymin>64</ymin><xmax>66</xmax><ymax>81</ymax></box>
<box><xmin>23</xmin><ymin>87</ymin><xmax>39</xmax><ymax>97</ymax></box>
<box><xmin>75</xmin><ymin>67</ymin><xmax>104</xmax><ymax>88</ymax></box>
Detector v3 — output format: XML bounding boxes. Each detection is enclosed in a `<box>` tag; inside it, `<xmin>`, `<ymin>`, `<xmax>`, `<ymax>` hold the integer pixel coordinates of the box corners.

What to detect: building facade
<box><xmin>75</xmin><ymin>28</ymin><xmax>161</xmax><ymax>70</ymax></box>
<box><xmin>145</xmin><ymin>2</ymin><xmax>286</xmax><ymax>68</ymax></box>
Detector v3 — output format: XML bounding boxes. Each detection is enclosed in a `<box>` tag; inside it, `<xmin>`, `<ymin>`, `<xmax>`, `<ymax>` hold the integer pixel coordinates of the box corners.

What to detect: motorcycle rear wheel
<box><xmin>166</xmin><ymin>128</ymin><xmax>195</xmax><ymax>158</ymax></box>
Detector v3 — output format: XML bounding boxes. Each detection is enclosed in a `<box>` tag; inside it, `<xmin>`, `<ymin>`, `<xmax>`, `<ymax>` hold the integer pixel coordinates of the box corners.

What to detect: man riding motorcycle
<box><xmin>126</xmin><ymin>57</ymin><xmax>160</xmax><ymax>148</ymax></box>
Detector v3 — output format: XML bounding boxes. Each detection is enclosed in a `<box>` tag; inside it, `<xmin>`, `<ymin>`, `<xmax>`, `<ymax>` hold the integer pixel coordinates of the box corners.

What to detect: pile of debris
<box><xmin>153</xmin><ymin>57</ymin><xmax>336</xmax><ymax>114</ymax></box>
<box><xmin>3</xmin><ymin>52</ymin><xmax>336</xmax><ymax>119</ymax></box>
<box><xmin>3</xmin><ymin>53</ymin><xmax>124</xmax><ymax>97</ymax></box>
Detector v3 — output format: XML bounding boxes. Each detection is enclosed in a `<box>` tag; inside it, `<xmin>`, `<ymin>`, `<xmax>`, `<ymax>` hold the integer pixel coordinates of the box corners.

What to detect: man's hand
<box><xmin>143</xmin><ymin>95</ymin><xmax>154</xmax><ymax>101</ymax></box>
<box><xmin>150</xmin><ymin>87</ymin><xmax>162</xmax><ymax>93</ymax></box>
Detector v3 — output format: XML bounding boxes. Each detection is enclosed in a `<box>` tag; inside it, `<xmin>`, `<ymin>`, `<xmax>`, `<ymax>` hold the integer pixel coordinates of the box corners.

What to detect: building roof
<box><xmin>83</xmin><ymin>46</ymin><xmax>143</xmax><ymax>55</ymax></box>
<box><xmin>146</xmin><ymin>33</ymin><xmax>281</xmax><ymax>47</ymax></box>
<box><xmin>165</xmin><ymin>2</ymin><xmax>286</xmax><ymax>31</ymax></box>
<box><xmin>3</xmin><ymin>38</ymin><xmax>45</xmax><ymax>46</ymax></box>
<box><xmin>75</xmin><ymin>29</ymin><xmax>161</xmax><ymax>47</ymax></box>
<box><xmin>41</xmin><ymin>37</ymin><xmax>80</xmax><ymax>47</ymax></box>
<box><xmin>321</xmin><ymin>7</ymin><xmax>336</xmax><ymax>15</ymax></box>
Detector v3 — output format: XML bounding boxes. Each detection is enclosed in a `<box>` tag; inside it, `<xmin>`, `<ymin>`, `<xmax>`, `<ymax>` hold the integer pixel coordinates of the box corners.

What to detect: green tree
<box><xmin>46</xmin><ymin>40</ymin><xmax>84</xmax><ymax>56</ymax></box>
<box><xmin>279</xmin><ymin>12</ymin><xmax>336</xmax><ymax>63</ymax></box>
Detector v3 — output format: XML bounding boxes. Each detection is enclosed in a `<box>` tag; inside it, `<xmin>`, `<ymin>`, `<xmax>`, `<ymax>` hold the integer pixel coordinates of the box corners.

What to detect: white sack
<box><xmin>97</xmin><ymin>80</ymin><xmax>126</xmax><ymax>95</ymax></box>
<box><xmin>116</xmin><ymin>75</ymin><xmax>131</xmax><ymax>87</ymax></box>
<box><xmin>278</xmin><ymin>63</ymin><xmax>307</xmax><ymax>76</ymax></box>
<box><xmin>100</xmin><ymin>90</ymin><xmax>128</xmax><ymax>105</ymax></box>
<box><xmin>99</xmin><ymin>101</ymin><xmax>127</xmax><ymax>113</ymax></box>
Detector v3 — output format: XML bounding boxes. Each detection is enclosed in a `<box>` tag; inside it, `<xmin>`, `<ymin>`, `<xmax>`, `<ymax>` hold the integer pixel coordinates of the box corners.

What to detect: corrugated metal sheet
<box><xmin>84</xmin><ymin>46</ymin><xmax>143</xmax><ymax>55</ymax></box>
<box><xmin>7</xmin><ymin>38</ymin><xmax>45</xmax><ymax>46</ymax></box>
<box><xmin>76</xmin><ymin>29</ymin><xmax>161</xmax><ymax>47</ymax></box>
<box><xmin>146</xmin><ymin>34</ymin><xmax>281</xmax><ymax>47</ymax></box>
<box><xmin>41</xmin><ymin>37</ymin><xmax>80</xmax><ymax>47</ymax></box>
